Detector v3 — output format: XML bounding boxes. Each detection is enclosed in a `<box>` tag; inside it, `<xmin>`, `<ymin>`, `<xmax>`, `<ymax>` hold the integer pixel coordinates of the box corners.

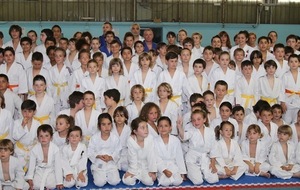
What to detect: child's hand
<box><xmin>176</xmin><ymin>117</ymin><xmax>183</xmax><ymax>129</ymax></box>
<box><xmin>209</xmin><ymin>163</ymin><xmax>218</xmax><ymax>173</ymax></box>
<box><xmin>102</xmin><ymin>155</ymin><xmax>112</xmax><ymax>162</ymax></box>
<box><xmin>27</xmin><ymin>180</ymin><xmax>34</xmax><ymax>190</ymax></box>
<box><xmin>248</xmin><ymin>164</ymin><xmax>255</xmax><ymax>174</ymax></box>
<box><xmin>163</xmin><ymin>169</ymin><xmax>173</xmax><ymax>178</ymax></box>
<box><xmin>287</xmin><ymin>164</ymin><xmax>293</xmax><ymax>171</ymax></box>
<box><xmin>77</xmin><ymin>171</ymin><xmax>86</xmax><ymax>182</ymax></box>
<box><xmin>56</xmin><ymin>184</ymin><xmax>64</xmax><ymax>190</ymax></box>
<box><xmin>65</xmin><ymin>174</ymin><xmax>74</xmax><ymax>182</ymax></box>
<box><xmin>281</xmin><ymin>165</ymin><xmax>289</xmax><ymax>171</ymax></box>
<box><xmin>124</xmin><ymin>171</ymin><xmax>134</xmax><ymax>178</ymax></box>
<box><xmin>224</xmin><ymin>167</ymin><xmax>231</xmax><ymax>176</ymax></box>
<box><xmin>281</xmin><ymin>102</ymin><xmax>287</xmax><ymax>113</ymax></box>
<box><xmin>230</xmin><ymin>166</ymin><xmax>238</xmax><ymax>176</ymax></box>
<box><xmin>21</xmin><ymin>118</ymin><xmax>28</xmax><ymax>127</ymax></box>
<box><xmin>148</xmin><ymin>172</ymin><xmax>156</xmax><ymax>181</ymax></box>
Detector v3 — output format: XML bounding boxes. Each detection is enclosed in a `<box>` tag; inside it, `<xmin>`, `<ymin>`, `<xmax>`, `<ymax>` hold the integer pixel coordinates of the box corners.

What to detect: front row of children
<box><xmin>2</xmin><ymin>108</ymin><xmax>300</xmax><ymax>189</ymax></box>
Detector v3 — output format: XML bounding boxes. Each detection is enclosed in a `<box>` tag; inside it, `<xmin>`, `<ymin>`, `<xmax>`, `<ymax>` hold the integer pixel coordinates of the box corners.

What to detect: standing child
<box><xmin>81</xmin><ymin>59</ymin><xmax>106</xmax><ymax>111</ymax></box>
<box><xmin>155</xmin><ymin>116</ymin><xmax>186</xmax><ymax>186</ymax></box>
<box><xmin>121</xmin><ymin>47</ymin><xmax>139</xmax><ymax>82</ymax></box>
<box><xmin>132</xmin><ymin>40</ymin><xmax>144</xmax><ymax>64</ymax></box>
<box><xmin>93</xmin><ymin>52</ymin><xmax>108</xmax><ymax>78</ymax></box>
<box><xmin>61</xmin><ymin>126</ymin><xmax>88</xmax><ymax>188</ymax></box>
<box><xmin>148</xmin><ymin>49</ymin><xmax>164</xmax><ymax>77</ymax></box>
<box><xmin>139</xmin><ymin>102</ymin><xmax>161</xmax><ymax>138</ymax></box>
<box><xmin>230</xmin><ymin>30</ymin><xmax>254</xmax><ymax>60</ymax></box>
<box><xmin>214</xmin><ymin>121</ymin><xmax>247</xmax><ymax>180</ymax></box>
<box><xmin>269</xmin><ymin>125</ymin><xmax>300</xmax><ymax>179</ymax></box>
<box><xmin>213</xmin><ymin>80</ymin><xmax>231</xmax><ymax>109</ymax></box>
<box><xmin>29</xmin><ymin>75</ymin><xmax>55</xmax><ymax>125</ymax></box>
<box><xmin>155</xmin><ymin>42</ymin><xmax>167</xmax><ymax>70</ymax></box>
<box><xmin>179</xmin><ymin>47</ymin><xmax>194</xmax><ymax>77</ymax></box>
<box><xmin>0</xmin><ymin>93</ymin><xmax>13</xmax><ymax>140</ymax></box>
<box><xmin>126</xmin><ymin>85</ymin><xmax>145</xmax><ymax>124</ymax></box>
<box><xmin>282</xmin><ymin>54</ymin><xmax>300</xmax><ymax>124</ymax></box>
<box><xmin>130</xmin><ymin>52</ymin><xmax>157</xmax><ymax>103</ymax></box>
<box><xmin>177</xmin><ymin>110</ymin><xmax>219</xmax><ymax>185</ymax></box>
<box><xmin>155</xmin><ymin>82</ymin><xmax>180</xmax><ymax>135</ymax></box>
<box><xmin>105</xmin><ymin>58</ymin><xmax>130</xmax><ymax>106</ymax></box>
<box><xmin>272</xmin><ymin>43</ymin><xmax>289</xmax><ymax>79</ymax></box>
<box><xmin>192</xmin><ymin>32</ymin><xmax>204</xmax><ymax>58</ymax></box>
<box><xmin>271</xmin><ymin>104</ymin><xmax>286</xmax><ymax>127</ymax></box>
<box><xmin>122</xmin><ymin>117</ymin><xmax>157</xmax><ymax>186</ymax></box>
<box><xmin>65</xmin><ymin>38</ymin><xmax>79</xmax><ymax>71</ymax></box>
<box><xmin>53</xmin><ymin>114</ymin><xmax>73</xmax><ymax>147</ymax></box>
<box><xmin>203</xmin><ymin>90</ymin><xmax>218</xmax><ymax>121</ymax></box>
<box><xmin>0</xmin><ymin>139</ymin><xmax>29</xmax><ymax>189</ymax></box>
<box><xmin>88</xmin><ymin>113</ymin><xmax>121</xmax><ymax>187</ymax></box>
<box><xmin>240</xmin><ymin>124</ymin><xmax>271</xmax><ymax>177</ymax></box>
<box><xmin>26</xmin><ymin>124</ymin><xmax>63</xmax><ymax>190</ymax></box>
<box><xmin>250</xmin><ymin>50</ymin><xmax>266</xmax><ymax>79</ymax></box>
<box><xmin>202</xmin><ymin>46</ymin><xmax>218</xmax><ymax>83</ymax></box>
<box><xmin>12</xmin><ymin>100</ymin><xmax>39</xmax><ymax>172</ymax></box>
<box><xmin>188</xmin><ymin>58</ymin><xmax>209</xmax><ymax>94</ymax></box>
<box><xmin>112</xmin><ymin>106</ymin><xmax>131</xmax><ymax>171</ymax></box>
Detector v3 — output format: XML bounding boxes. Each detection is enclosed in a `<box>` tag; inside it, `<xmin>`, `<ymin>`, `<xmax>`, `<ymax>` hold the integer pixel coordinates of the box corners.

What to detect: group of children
<box><xmin>0</xmin><ymin>24</ymin><xmax>299</xmax><ymax>189</ymax></box>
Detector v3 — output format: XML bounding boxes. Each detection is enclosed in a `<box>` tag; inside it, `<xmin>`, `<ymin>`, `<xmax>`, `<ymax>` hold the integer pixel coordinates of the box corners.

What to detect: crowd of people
<box><xmin>0</xmin><ymin>21</ymin><xmax>299</xmax><ymax>189</ymax></box>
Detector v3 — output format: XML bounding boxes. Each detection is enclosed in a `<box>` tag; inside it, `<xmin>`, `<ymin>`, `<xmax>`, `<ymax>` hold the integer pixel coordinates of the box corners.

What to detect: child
<box><xmin>188</xmin><ymin>58</ymin><xmax>209</xmax><ymax>94</ymax></box>
<box><xmin>49</xmin><ymin>47</ymin><xmax>72</xmax><ymax>113</ymax></box>
<box><xmin>105</xmin><ymin>58</ymin><xmax>130</xmax><ymax>106</ymax></box>
<box><xmin>53</xmin><ymin>114</ymin><xmax>73</xmax><ymax>147</ymax></box>
<box><xmin>177</xmin><ymin>29</ymin><xmax>187</xmax><ymax>48</ymax></box>
<box><xmin>192</xmin><ymin>32</ymin><xmax>204</xmax><ymax>58</ymax></box>
<box><xmin>126</xmin><ymin>85</ymin><xmax>145</xmax><ymax>124</ymax></box>
<box><xmin>112</xmin><ymin>106</ymin><xmax>131</xmax><ymax>171</ymax></box>
<box><xmin>273</xmin><ymin>43</ymin><xmax>289</xmax><ymax>79</ymax></box>
<box><xmin>103</xmin><ymin>88</ymin><xmax>121</xmax><ymax>117</ymax></box>
<box><xmin>257</xmin><ymin>106</ymin><xmax>278</xmax><ymax>149</ymax></box>
<box><xmin>130</xmin><ymin>52</ymin><xmax>157</xmax><ymax>103</ymax></box>
<box><xmin>232</xmin><ymin>105</ymin><xmax>249</xmax><ymax>144</ymax></box>
<box><xmin>155</xmin><ymin>116</ymin><xmax>186</xmax><ymax>186</ymax></box>
<box><xmin>269</xmin><ymin>125</ymin><xmax>300</xmax><ymax>179</ymax></box>
<box><xmin>123</xmin><ymin>32</ymin><xmax>135</xmax><ymax>52</ymax></box>
<box><xmin>58</xmin><ymin>91</ymin><xmax>84</xmax><ymax>118</ymax></box>
<box><xmin>44</xmin><ymin>46</ymin><xmax>56</xmax><ymax>69</ymax></box>
<box><xmin>177</xmin><ymin>110</ymin><xmax>219</xmax><ymax>184</ymax></box>
<box><xmin>88</xmin><ymin>113</ymin><xmax>121</xmax><ymax>187</ymax></box>
<box><xmin>258</xmin><ymin>36</ymin><xmax>275</xmax><ymax>63</ymax></box>
<box><xmin>250</xmin><ymin>50</ymin><xmax>266</xmax><ymax>79</ymax></box>
<box><xmin>214</xmin><ymin>80</ymin><xmax>231</xmax><ymax>108</ymax></box>
<box><xmin>156</xmin><ymin>42</ymin><xmax>167</xmax><ymax>70</ymax></box>
<box><xmin>282</xmin><ymin>54</ymin><xmax>300</xmax><ymax>124</ymax></box>
<box><xmin>90</xmin><ymin>37</ymin><xmax>103</xmax><ymax>58</ymax></box>
<box><xmin>65</xmin><ymin>38</ymin><xmax>80</xmax><ymax>71</ymax></box>
<box><xmin>148</xmin><ymin>49</ymin><xmax>164</xmax><ymax>77</ymax></box>
<box><xmin>258</xmin><ymin>60</ymin><xmax>285</xmax><ymax>106</ymax></box>
<box><xmin>29</xmin><ymin>75</ymin><xmax>55</xmax><ymax>126</ymax></box>
<box><xmin>240</xmin><ymin>124</ymin><xmax>270</xmax><ymax>178</ymax></box>
<box><xmin>214</xmin><ymin>121</ymin><xmax>247</xmax><ymax>180</ymax></box>
<box><xmin>121</xmin><ymin>47</ymin><xmax>139</xmax><ymax>81</ymax></box>
<box><xmin>235</xmin><ymin>60</ymin><xmax>258</xmax><ymax>113</ymax></box>
<box><xmin>290</xmin><ymin>110</ymin><xmax>300</xmax><ymax>145</ymax></box>
<box><xmin>75</xmin><ymin>91</ymin><xmax>101</xmax><ymax>145</ymax></box>
<box><xmin>122</xmin><ymin>117</ymin><xmax>157</xmax><ymax>186</ymax></box>
<box><xmin>26</xmin><ymin>124</ymin><xmax>63</xmax><ymax>189</ymax></box>
<box><xmin>105</xmin><ymin>40</ymin><xmax>122</xmax><ymax>69</ymax></box>
<box><xmin>15</xmin><ymin>37</ymin><xmax>33</xmax><ymax>70</ymax></box>
<box><xmin>139</xmin><ymin>102</ymin><xmax>161</xmax><ymax>138</ymax></box>
<box><xmin>232</xmin><ymin>48</ymin><xmax>245</xmax><ymax>74</ymax></box>
<box><xmin>93</xmin><ymin>52</ymin><xmax>108</xmax><ymax>78</ymax></box>
<box><xmin>12</xmin><ymin>100</ymin><xmax>39</xmax><ymax>172</ymax></box>
<box><xmin>155</xmin><ymin>82</ymin><xmax>179</xmax><ymax>135</ymax></box>
<box><xmin>219</xmin><ymin>31</ymin><xmax>232</xmax><ymax>52</ymax></box>
<box><xmin>203</xmin><ymin>90</ymin><xmax>218</xmax><ymax>121</ymax></box>
<box><xmin>70</xmin><ymin>49</ymin><xmax>90</xmax><ymax>92</ymax></box>
<box><xmin>272</xmin><ymin>104</ymin><xmax>286</xmax><ymax>127</ymax></box>
<box><xmin>34</xmin><ymin>28</ymin><xmax>53</xmax><ymax>54</ymax></box>
<box><xmin>230</xmin><ymin>30</ymin><xmax>254</xmax><ymax>60</ymax></box>
<box><xmin>229</xmin><ymin>60</ymin><xmax>236</xmax><ymax>70</ymax></box>
<box><xmin>202</xmin><ymin>46</ymin><xmax>218</xmax><ymax>81</ymax></box>
<box><xmin>3</xmin><ymin>25</ymin><xmax>22</xmax><ymax>53</ymax></box>
<box><xmin>284</xmin><ymin>46</ymin><xmax>294</xmax><ymax>61</ymax></box>
<box><xmin>166</xmin><ymin>31</ymin><xmax>176</xmax><ymax>45</ymax></box>
<box><xmin>179</xmin><ymin>48</ymin><xmax>193</xmax><ymax>77</ymax></box>
<box><xmin>211</xmin><ymin>102</ymin><xmax>239</xmax><ymax>141</ymax></box>
<box><xmin>132</xmin><ymin>40</ymin><xmax>144</xmax><ymax>65</ymax></box>
<box><xmin>182</xmin><ymin>93</ymin><xmax>205</xmax><ymax>126</ymax></box>
<box><xmin>0</xmin><ymin>139</ymin><xmax>29</xmax><ymax>189</ymax></box>
<box><xmin>0</xmin><ymin>93</ymin><xmax>13</xmax><ymax>140</ymax></box>
<box><xmin>61</xmin><ymin>126</ymin><xmax>88</xmax><ymax>188</ymax></box>
<box><xmin>210</xmin><ymin>51</ymin><xmax>236</xmax><ymax>104</ymax></box>
<box><xmin>81</xmin><ymin>59</ymin><xmax>106</xmax><ymax>111</ymax></box>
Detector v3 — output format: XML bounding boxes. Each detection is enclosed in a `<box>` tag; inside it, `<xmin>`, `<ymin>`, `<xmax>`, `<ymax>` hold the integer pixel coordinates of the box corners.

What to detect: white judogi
<box><xmin>52</xmin><ymin>132</ymin><xmax>66</xmax><ymax>148</ymax></box>
<box><xmin>269</xmin><ymin>141</ymin><xmax>300</xmax><ymax>179</ymax></box>
<box><xmin>0</xmin><ymin>156</ymin><xmax>29</xmax><ymax>190</ymax></box>
<box><xmin>75</xmin><ymin>109</ymin><xmax>101</xmax><ymax>145</ymax></box>
<box><xmin>252</xmin><ymin>64</ymin><xmax>266</xmax><ymax>79</ymax></box>
<box><xmin>126</xmin><ymin>102</ymin><xmax>144</xmax><ymax>125</ymax></box>
<box><xmin>122</xmin><ymin>135</ymin><xmax>157</xmax><ymax>186</ymax></box>
<box><xmin>257</xmin><ymin>120</ymin><xmax>278</xmax><ymax>150</ymax></box>
<box><xmin>147</xmin><ymin>123</ymin><xmax>159</xmax><ymax>138</ymax></box>
<box><xmin>65</xmin><ymin>52</ymin><xmax>81</xmax><ymax>71</ymax></box>
<box><xmin>155</xmin><ymin>56</ymin><xmax>167</xmax><ymax>70</ymax></box>
<box><xmin>290</xmin><ymin>123</ymin><xmax>300</xmax><ymax>145</ymax></box>
<box><xmin>25</xmin><ymin>142</ymin><xmax>63</xmax><ymax>189</ymax></box>
<box><xmin>130</xmin><ymin>68</ymin><xmax>157</xmax><ymax>103</ymax></box>
<box><xmin>69</xmin><ymin>67</ymin><xmax>89</xmax><ymax>92</ymax></box>
<box><xmin>180</xmin><ymin>126</ymin><xmax>219</xmax><ymax>184</ymax></box>
<box><xmin>61</xmin><ymin>142</ymin><xmax>88</xmax><ymax>188</ymax></box>
<box><xmin>273</xmin><ymin>59</ymin><xmax>289</xmax><ymax>79</ymax></box>
<box><xmin>214</xmin><ymin>138</ymin><xmax>247</xmax><ymax>180</ymax></box>
<box><xmin>3</xmin><ymin>89</ymin><xmax>22</xmax><ymax>120</ymax></box>
<box><xmin>15</xmin><ymin>52</ymin><xmax>33</xmax><ymax>70</ymax></box>
<box><xmin>155</xmin><ymin>135</ymin><xmax>186</xmax><ymax>187</ymax></box>
<box><xmin>122</xmin><ymin>62</ymin><xmax>139</xmax><ymax>83</ymax></box>
<box><xmin>230</xmin><ymin>44</ymin><xmax>254</xmax><ymax>60</ymax></box>
<box><xmin>34</xmin><ymin>44</ymin><xmax>46</xmax><ymax>54</ymax></box>
<box><xmin>29</xmin><ymin>93</ymin><xmax>55</xmax><ymax>126</ymax></box>
<box><xmin>3</xmin><ymin>40</ymin><xmax>22</xmax><ymax>54</ymax></box>
<box><xmin>0</xmin><ymin>61</ymin><xmax>28</xmax><ymax>94</ymax></box>
<box><xmin>210</xmin><ymin>117</ymin><xmax>239</xmax><ymax>141</ymax></box>
<box><xmin>26</xmin><ymin>66</ymin><xmax>51</xmax><ymax>96</ymax></box>
<box><xmin>0</xmin><ymin>108</ymin><xmax>13</xmax><ymax>140</ymax></box>
<box><xmin>88</xmin><ymin>132</ymin><xmax>121</xmax><ymax>187</ymax></box>
<box><xmin>105</xmin><ymin>54</ymin><xmax>123</xmax><ymax>69</ymax></box>
<box><xmin>203</xmin><ymin>61</ymin><xmax>219</xmax><ymax>87</ymax></box>
<box><xmin>240</xmin><ymin>139</ymin><xmax>270</xmax><ymax>176</ymax></box>
<box><xmin>111</xmin><ymin>124</ymin><xmax>131</xmax><ymax>171</ymax></box>
<box><xmin>282</xmin><ymin>69</ymin><xmax>300</xmax><ymax>124</ymax></box>
<box><xmin>105</xmin><ymin>75</ymin><xmax>130</xmax><ymax>106</ymax></box>
<box><xmin>12</xmin><ymin>118</ymin><xmax>39</xmax><ymax>171</ymax></box>
<box><xmin>81</xmin><ymin>75</ymin><xmax>106</xmax><ymax>110</ymax></box>
<box><xmin>187</xmin><ymin>73</ymin><xmax>209</xmax><ymax>94</ymax></box>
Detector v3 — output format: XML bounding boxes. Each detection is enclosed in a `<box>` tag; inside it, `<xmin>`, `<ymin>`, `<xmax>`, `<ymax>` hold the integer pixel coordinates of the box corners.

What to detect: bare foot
<box><xmin>219</xmin><ymin>174</ymin><xmax>230</xmax><ymax>179</ymax></box>
<box><xmin>260</xmin><ymin>172</ymin><xmax>271</xmax><ymax>178</ymax></box>
<box><xmin>292</xmin><ymin>172</ymin><xmax>300</xmax><ymax>178</ymax></box>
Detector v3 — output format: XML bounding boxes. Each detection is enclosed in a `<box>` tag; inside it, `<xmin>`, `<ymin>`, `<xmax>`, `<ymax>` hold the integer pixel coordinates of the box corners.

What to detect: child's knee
<box><xmin>122</xmin><ymin>175</ymin><xmax>136</xmax><ymax>186</ymax></box>
<box><xmin>108</xmin><ymin>176</ymin><xmax>121</xmax><ymax>186</ymax></box>
<box><xmin>76</xmin><ymin>179</ymin><xmax>88</xmax><ymax>188</ymax></box>
<box><xmin>141</xmin><ymin>176</ymin><xmax>154</xmax><ymax>186</ymax></box>
<box><xmin>93</xmin><ymin>178</ymin><xmax>107</xmax><ymax>187</ymax></box>
<box><xmin>63</xmin><ymin>179</ymin><xmax>76</xmax><ymax>188</ymax></box>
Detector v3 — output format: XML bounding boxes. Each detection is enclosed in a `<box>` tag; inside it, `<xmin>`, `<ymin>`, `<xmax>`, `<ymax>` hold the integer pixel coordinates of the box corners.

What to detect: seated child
<box><xmin>53</xmin><ymin>114</ymin><xmax>73</xmax><ymax>147</ymax></box>
<box><xmin>271</xmin><ymin>104</ymin><xmax>287</xmax><ymax>127</ymax></box>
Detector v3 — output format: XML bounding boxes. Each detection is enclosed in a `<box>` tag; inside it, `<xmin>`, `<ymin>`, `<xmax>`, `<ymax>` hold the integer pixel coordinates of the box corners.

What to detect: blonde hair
<box><xmin>108</xmin><ymin>58</ymin><xmax>124</xmax><ymax>76</ymax></box>
<box><xmin>157</xmin><ymin>82</ymin><xmax>173</xmax><ymax>99</ymax></box>
<box><xmin>0</xmin><ymin>139</ymin><xmax>14</xmax><ymax>154</ymax></box>
<box><xmin>192</xmin><ymin>32</ymin><xmax>203</xmax><ymax>40</ymax></box>
<box><xmin>246</xmin><ymin>124</ymin><xmax>263</xmax><ymax>139</ymax></box>
<box><xmin>278</xmin><ymin>125</ymin><xmax>293</xmax><ymax>137</ymax></box>
<box><xmin>130</xmin><ymin>84</ymin><xmax>146</xmax><ymax>102</ymax></box>
<box><xmin>138</xmin><ymin>52</ymin><xmax>153</xmax><ymax>68</ymax></box>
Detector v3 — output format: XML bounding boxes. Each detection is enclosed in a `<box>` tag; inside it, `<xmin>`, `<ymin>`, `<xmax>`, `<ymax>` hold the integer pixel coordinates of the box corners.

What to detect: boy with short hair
<box><xmin>202</xmin><ymin>46</ymin><xmax>218</xmax><ymax>83</ymax></box>
<box><xmin>12</xmin><ymin>100</ymin><xmax>40</xmax><ymax>172</ymax></box>
<box><xmin>214</xmin><ymin>80</ymin><xmax>231</xmax><ymax>109</ymax></box>
<box><xmin>15</xmin><ymin>37</ymin><xmax>33</xmax><ymax>70</ymax></box>
<box><xmin>286</xmin><ymin>34</ymin><xmax>300</xmax><ymax>55</ymax></box>
<box><xmin>103</xmin><ymin>88</ymin><xmax>121</xmax><ymax>117</ymax></box>
<box><xmin>26</xmin><ymin>124</ymin><xmax>63</xmax><ymax>189</ymax></box>
<box><xmin>59</xmin><ymin>91</ymin><xmax>84</xmax><ymax>118</ymax></box>
<box><xmin>284</xmin><ymin>46</ymin><xmax>294</xmax><ymax>61</ymax></box>
<box><xmin>258</xmin><ymin>36</ymin><xmax>275</xmax><ymax>63</ymax></box>
<box><xmin>93</xmin><ymin>52</ymin><xmax>108</xmax><ymax>78</ymax></box>
<box><xmin>0</xmin><ymin>139</ymin><xmax>29</xmax><ymax>189</ymax></box>
<box><xmin>27</xmin><ymin>30</ymin><xmax>38</xmax><ymax>52</ymax></box>
<box><xmin>105</xmin><ymin>39</ymin><xmax>122</xmax><ymax>69</ymax></box>
<box><xmin>233</xmin><ymin>48</ymin><xmax>245</xmax><ymax>75</ymax></box>
<box><xmin>156</xmin><ymin>42</ymin><xmax>167</xmax><ymax>70</ymax></box>
<box><xmin>272</xmin><ymin>43</ymin><xmax>289</xmax><ymax>79</ymax></box>
<box><xmin>121</xmin><ymin>47</ymin><xmax>139</xmax><ymax>81</ymax></box>
<box><xmin>232</xmin><ymin>105</ymin><xmax>248</xmax><ymax>144</ymax></box>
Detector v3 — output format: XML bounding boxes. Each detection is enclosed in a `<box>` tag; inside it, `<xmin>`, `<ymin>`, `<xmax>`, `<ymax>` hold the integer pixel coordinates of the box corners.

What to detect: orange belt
<box><xmin>285</xmin><ymin>89</ymin><xmax>300</xmax><ymax>96</ymax></box>
<box><xmin>8</xmin><ymin>84</ymin><xmax>19</xmax><ymax>91</ymax></box>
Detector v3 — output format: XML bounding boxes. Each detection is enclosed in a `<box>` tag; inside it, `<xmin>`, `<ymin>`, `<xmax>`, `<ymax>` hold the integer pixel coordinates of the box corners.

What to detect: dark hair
<box><xmin>83</xmin><ymin>90</ymin><xmax>95</xmax><ymax>100</ymax></box>
<box><xmin>166</xmin><ymin>31</ymin><xmax>176</xmax><ymax>38</ymax></box>
<box><xmin>253</xmin><ymin>100</ymin><xmax>270</xmax><ymax>113</ymax></box>
<box><xmin>81</xmin><ymin>31</ymin><xmax>92</xmax><ymax>43</ymax></box>
<box><xmin>93</xmin><ymin>52</ymin><xmax>104</xmax><ymax>60</ymax></box>
<box><xmin>157</xmin><ymin>42</ymin><xmax>167</xmax><ymax>51</ymax></box>
<box><xmin>41</xmin><ymin>28</ymin><xmax>53</xmax><ymax>38</ymax></box>
<box><xmin>284</xmin><ymin>46</ymin><xmax>294</xmax><ymax>55</ymax></box>
<box><xmin>21</xmin><ymin>99</ymin><xmax>36</xmax><ymax>111</ymax></box>
<box><xmin>46</xmin><ymin>46</ymin><xmax>56</xmax><ymax>56</ymax></box>
<box><xmin>183</xmin><ymin>37</ymin><xmax>194</xmax><ymax>47</ymax></box>
<box><xmin>113</xmin><ymin>106</ymin><xmax>129</xmax><ymax>125</ymax></box>
<box><xmin>45</xmin><ymin>36</ymin><xmax>56</xmax><ymax>45</ymax></box>
<box><xmin>232</xmin><ymin>105</ymin><xmax>245</xmax><ymax>114</ymax></box>
<box><xmin>203</xmin><ymin>90</ymin><xmax>214</xmax><ymax>97</ymax></box>
<box><xmin>192</xmin><ymin>102</ymin><xmax>210</xmax><ymax>116</ymax></box>
<box><xmin>264</xmin><ymin>60</ymin><xmax>277</xmax><ymax>70</ymax></box>
<box><xmin>157</xmin><ymin>116</ymin><xmax>172</xmax><ymax>127</ymax></box>
<box><xmin>259</xmin><ymin>106</ymin><xmax>272</xmax><ymax>116</ymax></box>
<box><xmin>105</xmin><ymin>31</ymin><xmax>115</xmax><ymax>38</ymax></box>
<box><xmin>9</xmin><ymin>25</ymin><xmax>22</xmax><ymax>38</ymax></box>
<box><xmin>288</xmin><ymin>54</ymin><xmax>300</xmax><ymax>62</ymax></box>
<box><xmin>97</xmin><ymin>113</ymin><xmax>113</xmax><ymax>130</ymax></box>
<box><xmin>215</xmin><ymin>121</ymin><xmax>235</xmax><ymax>140</ymax></box>
<box><xmin>0</xmin><ymin>139</ymin><xmax>14</xmax><ymax>154</ymax></box>
<box><xmin>0</xmin><ymin>31</ymin><xmax>3</xmax><ymax>39</ymax></box>
<box><xmin>78</xmin><ymin>49</ymin><xmax>90</xmax><ymax>59</ymax></box>
<box><xmin>165</xmin><ymin>51</ymin><xmax>178</xmax><ymax>61</ymax></box>
<box><xmin>193</xmin><ymin>58</ymin><xmax>206</xmax><ymax>69</ymax></box>
<box><xmin>103</xmin><ymin>89</ymin><xmax>121</xmax><ymax>103</ymax></box>
<box><xmin>220</xmin><ymin>101</ymin><xmax>233</xmax><ymax>111</ymax></box>
<box><xmin>214</xmin><ymin>80</ymin><xmax>228</xmax><ymax>90</ymax></box>
<box><xmin>271</xmin><ymin>104</ymin><xmax>283</xmax><ymax>114</ymax></box>
<box><xmin>203</xmin><ymin>45</ymin><xmax>215</xmax><ymax>54</ymax></box>
<box><xmin>250</xmin><ymin>50</ymin><xmax>263</xmax><ymax>64</ymax></box>
<box><xmin>241</xmin><ymin>60</ymin><xmax>253</xmax><ymax>69</ymax></box>
<box><xmin>33</xmin><ymin>75</ymin><xmax>47</xmax><ymax>85</ymax></box>
<box><xmin>27</xmin><ymin>30</ymin><xmax>37</xmax><ymax>37</ymax></box>
<box><xmin>238</xmin><ymin>30</ymin><xmax>249</xmax><ymax>40</ymax></box>
<box><xmin>130</xmin><ymin>117</ymin><xmax>146</xmax><ymax>135</ymax></box>
<box><xmin>218</xmin><ymin>31</ymin><xmax>232</xmax><ymax>48</ymax></box>
<box><xmin>0</xmin><ymin>93</ymin><xmax>5</xmax><ymax>109</ymax></box>
<box><xmin>121</xmin><ymin>46</ymin><xmax>132</xmax><ymax>55</ymax></box>
<box><xmin>134</xmin><ymin>40</ymin><xmax>144</xmax><ymax>49</ymax></box>
<box><xmin>0</xmin><ymin>74</ymin><xmax>9</xmax><ymax>83</ymax></box>
<box><xmin>123</xmin><ymin>32</ymin><xmax>134</xmax><ymax>47</ymax></box>
<box><xmin>68</xmin><ymin>91</ymin><xmax>83</xmax><ymax>108</ymax></box>
<box><xmin>139</xmin><ymin>102</ymin><xmax>161</xmax><ymax>122</ymax></box>
<box><xmin>32</xmin><ymin>52</ymin><xmax>43</xmax><ymax>62</ymax></box>
<box><xmin>52</xmin><ymin>25</ymin><xmax>62</xmax><ymax>32</ymax></box>
<box><xmin>286</xmin><ymin>34</ymin><xmax>298</xmax><ymax>42</ymax></box>
<box><xmin>56</xmin><ymin>114</ymin><xmax>75</xmax><ymax>129</ymax></box>
<box><xmin>189</xmin><ymin>93</ymin><xmax>203</xmax><ymax>105</ymax></box>
<box><xmin>20</xmin><ymin>37</ymin><xmax>32</xmax><ymax>45</ymax></box>
<box><xmin>3</xmin><ymin>46</ymin><xmax>15</xmax><ymax>56</ymax></box>
<box><xmin>233</xmin><ymin>48</ymin><xmax>245</xmax><ymax>56</ymax></box>
<box><xmin>191</xmin><ymin>109</ymin><xmax>209</xmax><ymax>127</ymax></box>
<box><xmin>37</xmin><ymin>124</ymin><xmax>53</xmax><ymax>137</ymax></box>
<box><xmin>257</xmin><ymin>36</ymin><xmax>269</xmax><ymax>44</ymax></box>
<box><xmin>66</xmin><ymin>126</ymin><xmax>82</xmax><ymax>144</ymax></box>
<box><xmin>273</xmin><ymin>43</ymin><xmax>285</xmax><ymax>52</ymax></box>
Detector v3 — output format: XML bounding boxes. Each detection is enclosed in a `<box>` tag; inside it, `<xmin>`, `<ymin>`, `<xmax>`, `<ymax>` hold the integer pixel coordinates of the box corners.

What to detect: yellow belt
<box><xmin>28</xmin><ymin>90</ymin><xmax>35</xmax><ymax>96</ymax></box>
<box><xmin>241</xmin><ymin>94</ymin><xmax>255</xmax><ymax>108</ymax></box>
<box><xmin>285</xmin><ymin>89</ymin><xmax>300</xmax><ymax>96</ymax></box>
<box><xmin>53</xmin><ymin>82</ymin><xmax>68</xmax><ymax>96</ymax></box>
<box><xmin>170</xmin><ymin>95</ymin><xmax>181</xmax><ymax>106</ymax></box>
<box><xmin>0</xmin><ymin>132</ymin><xmax>9</xmax><ymax>140</ymax></box>
<box><xmin>227</xmin><ymin>89</ymin><xmax>234</xmax><ymax>95</ymax></box>
<box><xmin>118</xmin><ymin>98</ymin><xmax>125</xmax><ymax>104</ymax></box>
<box><xmin>85</xmin><ymin>135</ymin><xmax>91</xmax><ymax>141</ymax></box>
<box><xmin>33</xmin><ymin>115</ymin><xmax>50</xmax><ymax>124</ymax></box>
<box><xmin>16</xmin><ymin>141</ymin><xmax>30</xmax><ymax>152</ymax></box>
<box><xmin>145</xmin><ymin>88</ymin><xmax>153</xmax><ymax>93</ymax></box>
<box><xmin>261</xmin><ymin>96</ymin><xmax>277</xmax><ymax>105</ymax></box>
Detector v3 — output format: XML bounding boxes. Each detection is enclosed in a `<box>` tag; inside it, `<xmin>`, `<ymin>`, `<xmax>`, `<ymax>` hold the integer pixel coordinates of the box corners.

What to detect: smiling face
<box><xmin>157</xmin><ymin>119</ymin><xmax>172</xmax><ymax>136</ymax></box>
